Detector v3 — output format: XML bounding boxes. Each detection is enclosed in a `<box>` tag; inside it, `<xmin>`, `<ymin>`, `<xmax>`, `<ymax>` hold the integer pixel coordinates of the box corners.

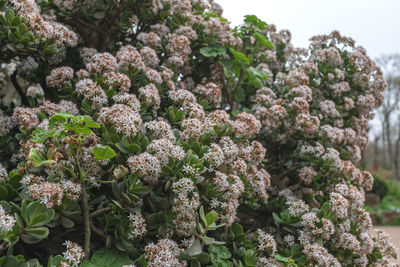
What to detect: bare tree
<box><xmin>372</xmin><ymin>135</ymin><xmax>380</xmax><ymax>171</ymax></box>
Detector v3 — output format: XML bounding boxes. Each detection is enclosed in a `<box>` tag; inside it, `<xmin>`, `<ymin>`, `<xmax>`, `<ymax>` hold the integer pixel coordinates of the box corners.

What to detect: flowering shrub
<box><xmin>0</xmin><ymin>0</ymin><xmax>397</xmax><ymax>266</ymax></box>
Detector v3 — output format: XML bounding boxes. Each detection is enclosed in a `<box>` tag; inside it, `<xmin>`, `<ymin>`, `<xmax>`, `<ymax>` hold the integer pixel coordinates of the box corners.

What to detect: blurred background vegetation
<box><xmin>362</xmin><ymin>54</ymin><xmax>400</xmax><ymax>225</ymax></box>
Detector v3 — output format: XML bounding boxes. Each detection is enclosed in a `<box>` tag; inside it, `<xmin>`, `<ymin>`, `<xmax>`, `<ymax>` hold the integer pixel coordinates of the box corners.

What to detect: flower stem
<box><xmin>81</xmin><ymin>184</ymin><xmax>91</xmax><ymax>259</ymax></box>
<box><xmin>89</xmin><ymin>207</ymin><xmax>111</xmax><ymax>218</ymax></box>
<box><xmin>75</xmin><ymin>146</ymin><xmax>91</xmax><ymax>259</ymax></box>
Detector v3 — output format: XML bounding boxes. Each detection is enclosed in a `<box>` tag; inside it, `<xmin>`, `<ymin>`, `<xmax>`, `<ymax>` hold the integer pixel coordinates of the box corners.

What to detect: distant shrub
<box><xmin>372</xmin><ymin>174</ymin><xmax>389</xmax><ymax>200</ymax></box>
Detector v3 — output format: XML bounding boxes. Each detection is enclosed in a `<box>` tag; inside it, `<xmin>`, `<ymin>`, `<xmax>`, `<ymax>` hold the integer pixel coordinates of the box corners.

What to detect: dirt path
<box><xmin>375</xmin><ymin>226</ymin><xmax>400</xmax><ymax>264</ymax></box>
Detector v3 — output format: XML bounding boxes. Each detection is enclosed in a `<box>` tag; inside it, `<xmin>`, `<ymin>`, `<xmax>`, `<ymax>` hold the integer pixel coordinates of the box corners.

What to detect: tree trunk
<box><xmin>393</xmin><ymin>120</ymin><xmax>400</xmax><ymax>180</ymax></box>
<box><xmin>384</xmin><ymin>113</ymin><xmax>396</xmax><ymax>179</ymax></box>
<box><xmin>373</xmin><ymin>136</ymin><xmax>380</xmax><ymax>171</ymax></box>
<box><xmin>382</xmin><ymin>121</ymin><xmax>388</xmax><ymax>169</ymax></box>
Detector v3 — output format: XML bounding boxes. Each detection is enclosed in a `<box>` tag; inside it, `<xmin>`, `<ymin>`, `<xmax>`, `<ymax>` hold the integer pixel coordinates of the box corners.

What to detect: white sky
<box><xmin>216</xmin><ymin>0</ymin><xmax>400</xmax><ymax>59</ymax></box>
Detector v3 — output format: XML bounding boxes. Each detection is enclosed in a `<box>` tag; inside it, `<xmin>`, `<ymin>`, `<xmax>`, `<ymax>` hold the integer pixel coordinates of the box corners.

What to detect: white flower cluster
<box><xmin>172</xmin><ymin>178</ymin><xmax>200</xmax><ymax>236</ymax></box>
<box><xmin>144</xmin><ymin>239</ymin><xmax>184</xmax><ymax>267</ymax></box>
<box><xmin>0</xmin><ymin>163</ymin><xmax>8</xmax><ymax>182</ymax></box>
<box><xmin>75</xmin><ymin>79</ymin><xmax>108</xmax><ymax>108</ymax></box>
<box><xmin>0</xmin><ymin>205</ymin><xmax>15</xmax><ymax>232</ymax></box>
<box><xmin>211</xmin><ymin>172</ymin><xmax>244</xmax><ymax>226</ymax></box>
<box><xmin>147</xmin><ymin>139</ymin><xmax>185</xmax><ymax>166</ymax></box>
<box><xmin>61</xmin><ymin>240</ymin><xmax>84</xmax><ymax>267</ymax></box>
<box><xmin>11</xmin><ymin>0</ymin><xmax>78</xmax><ymax>47</ymax></box>
<box><xmin>127</xmin><ymin>212</ymin><xmax>147</xmax><ymax>240</ymax></box>
<box><xmin>127</xmin><ymin>152</ymin><xmax>161</xmax><ymax>185</ymax></box>
<box><xmin>28</xmin><ymin>180</ymin><xmax>81</xmax><ymax>208</ymax></box>
<box><xmin>257</xmin><ymin>229</ymin><xmax>277</xmax><ymax>255</ymax></box>
<box><xmin>46</xmin><ymin>67</ymin><xmax>74</xmax><ymax>88</ymax></box>
<box><xmin>103</xmin><ymin>72</ymin><xmax>131</xmax><ymax>92</ymax></box>
<box><xmin>0</xmin><ymin>110</ymin><xmax>15</xmax><ymax>136</ymax></box>
<box><xmin>98</xmin><ymin>104</ymin><xmax>142</xmax><ymax>137</ymax></box>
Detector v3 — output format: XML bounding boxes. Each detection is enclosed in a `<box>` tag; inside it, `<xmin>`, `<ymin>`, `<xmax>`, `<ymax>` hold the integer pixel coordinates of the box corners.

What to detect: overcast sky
<box><xmin>216</xmin><ymin>0</ymin><xmax>400</xmax><ymax>59</ymax></box>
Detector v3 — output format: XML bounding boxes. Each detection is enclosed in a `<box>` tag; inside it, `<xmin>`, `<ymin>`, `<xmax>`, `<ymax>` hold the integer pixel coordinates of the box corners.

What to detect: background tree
<box><xmin>369</xmin><ymin>54</ymin><xmax>400</xmax><ymax>179</ymax></box>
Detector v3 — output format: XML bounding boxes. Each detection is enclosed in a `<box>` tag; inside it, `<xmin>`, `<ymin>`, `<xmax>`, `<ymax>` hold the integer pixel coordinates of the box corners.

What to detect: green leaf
<box><xmin>28</xmin><ymin>148</ymin><xmax>55</xmax><ymax>167</ymax></box>
<box><xmin>200</xmin><ymin>47</ymin><xmax>226</xmax><ymax>58</ymax></box>
<box><xmin>79</xmin><ymin>115</ymin><xmax>101</xmax><ymax>128</ymax></box>
<box><xmin>115</xmin><ymin>141</ymin><xmax>130</xmax><ymax>154</ymax></box>
<box><xmin>47</xmin><ymin>255</ymin><xmax>63</xmax><ymax>267</ymax></box>
<box><xmin>208</xmin><ymin>244</ymin><xmax>231</xmax><ymax>263</ymax></box>
<box><xmin>94</xmin><ymin>11</ymin><xmax>106</xmax><ymax>20</ymax></box>
<box><xmin>162</xmin><ymin>165</ymin><xmax>173</xmax><ymax>174</ymax></box>
<box><xmin>156</xmin><ymin>197</ymin><xmax>170</xmax><ymax>210</ymax></box>
<box><xmin>0</xmin><ymin>185</ymin><xmax>8</xmax><ymax>201</ymax></box>
<box><xmin>275</xmin><ymin>254</ymin><xmax>290</xmax><ymax>263</ymax></box>
<box><xmin>128</xmin><ymin>143</ymin><xmax>141</xmax><ymax>153</ymax></box>
<box><xmin>230</xmin><ymin>223</ymin><xmax>243</xmax><ymax>236</ymax></box>
<box><xmin>196</xmin><ymin>252</ymin><xmax>210</xmax><ymax>264</ymax></box>
<box><xmin>49</xmin><ymin>112</ymin><xmax>74</xmax><ymax>129</ymax></box>
<box><xmin>180</xmin><ymin>252</ymin><xmax>192</xmax><ymax>261</ymax></box>
<box><xmin>229</xmin><ymin>48</ymin><xmax>250</xmax><ymax>65</ymax></box>
<box><xmin>247</xmin><ymin>67</ymin><xmax>268</xmax><ymax>79</ymax></box>
<box><xmin>5</xmin><ymin>9</ymin><xmax>14</xmax><ymax>25</ymax></box>
<box><xmin>190</xmin><ymin>223</ymin><xmax>199</xmax><ymax>236</ymax></box>
<box><xmin>80</xmin><ymin>248</ymin><xmax>134</xmax><ymax>267</ymax></box>
<box><xmin>246</xmin><ymin>67</ymin><xmax>268</xmax><ymax>88</ymax></box>
<box><xmin>130</xmin><ymin>185</ymin><xmax>152</xmax><ymax>196</ymax></box>
<box><xmin>8</xmin><ymin>31</ymin><xmax>16</xmax><ymax>42</ymax></box>
<box><xmin>234</xmin><ymin>87</ymin><xmax>246</xmax><ymax>102</ymax></box>
<box><xmin>61</xmin><ymin>216</ymin><xmax>74</xmax><ymax>228</ymax></box>
<box><xmin>1</xmin><ymin>255</ymin><xmax>18</xmax><ymax>267</ymax></box>
<box><xmin>25</xmin><ymin>201</ymin><xmax>50</xmax><ymax>225</ymax></box>
<box><xmin>17</xmin><ymin>23</ymin><xmax>27</xmax><ymax>35</ymax></box>
<box><xmin>30</xmin><ymin>209</ymin><xmax>54</xmax><ymax>227</ymax></box>
<box><xmin>10</xmin><ymin>16</ymin><xmax>20</xmax><ymax>27</ymax></box>
<box><xmin>272</xmin><ymin>212</ymin><xmax>284</xmax><ymax>224</ymax></box>
<box><xmin>140</xmin><ymin>136</ymin><xmax>150</xmax><ymax>150</ymax></box>
<box><xmin>6</xmin><ymin>43</ymin><xmax>16</xmax><ymax>53</ymax></box>
<box><xmin>206</xmin><ymin>211</ymin><xmax>218</xmax><ymax>226</ymax></box>
<box><xmin>0</xmin><ymin>14</ymin><xmax>6</xmax><ymax>25</ymax></box>
<box><xmin>198</xmin><ymin>222</ymin><xmax>205</xmax><ymax>234</ymax></box>
<box><xmin>93</xmin><ymin>145</ymin><xmax>116</xmax><ymax>160</ymax></box>
<box><xmin>21</xmin><ymin>31</ymin><xmax>34</xmax><ymax>42</ymax></box>
<box><xmin>201</xmin><ymin>236</ymin><xmax>215</xmax><ymax>245</ymax></box>
<box><xmin>31</xmin><ymin>128</ymin><xmax>52</xmax><ymax>143</ymax></box>
<box><xmin>187</xmin><ymin>239</ymin><xmax>202</xmax><ymax>256</ymax></box>
<box><xmin>23</xmin><ymin>227</ymin><xmax>49</xmax><ymax>242</ymax></box>
<box><xmin>67</xmin><ymin>124</ymin><xmax>93</xmax><ymax>135</ymax></box>
<box><xmin>253</xmin><ymin>32</ymin><xmax>274</xmax><ymax>49</ymax></box>
<box><xmin>244</xmin><ymin>15</ymin><xmax>267</xmax><ymax>30</ymax></box>
<box><xmin>21</xmin><ymin>200</ymin><xmax>28</xmax><ymax>223</ymax></box>
<box><xmin>219</xmin><ymin>59</ymin><xmax>236</xmax><ymax>77</ymax></box>
<box><xmin>201</xmin><ymin>236</ymin><xmax>224</xmax><ymax>245</ymax></box>
<box><xmin>190</xmin><ymin>260</ymin><xmax>201</xmax><ymax>267</ymax></box>
<box><xmin>44</xmin><ymin>45</ymin><xmax>58</xmax><ymax>55</ymax></box>
<box><xmin>19</xmin><ymin>258</ymin><xmax>42</xmax><ymax>267</ymax></box>
<box><xmin>199</xmin><ymin>206</ymin><xmax>207</xmax><ymax>226</ymax></box>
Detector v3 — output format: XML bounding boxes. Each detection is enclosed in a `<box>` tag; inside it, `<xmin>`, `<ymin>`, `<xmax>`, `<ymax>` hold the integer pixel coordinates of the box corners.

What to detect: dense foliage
<box><xmin>0</xmin><ymin>0</ymin><xmax>398</xmax><ymax>266</ymax></box>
